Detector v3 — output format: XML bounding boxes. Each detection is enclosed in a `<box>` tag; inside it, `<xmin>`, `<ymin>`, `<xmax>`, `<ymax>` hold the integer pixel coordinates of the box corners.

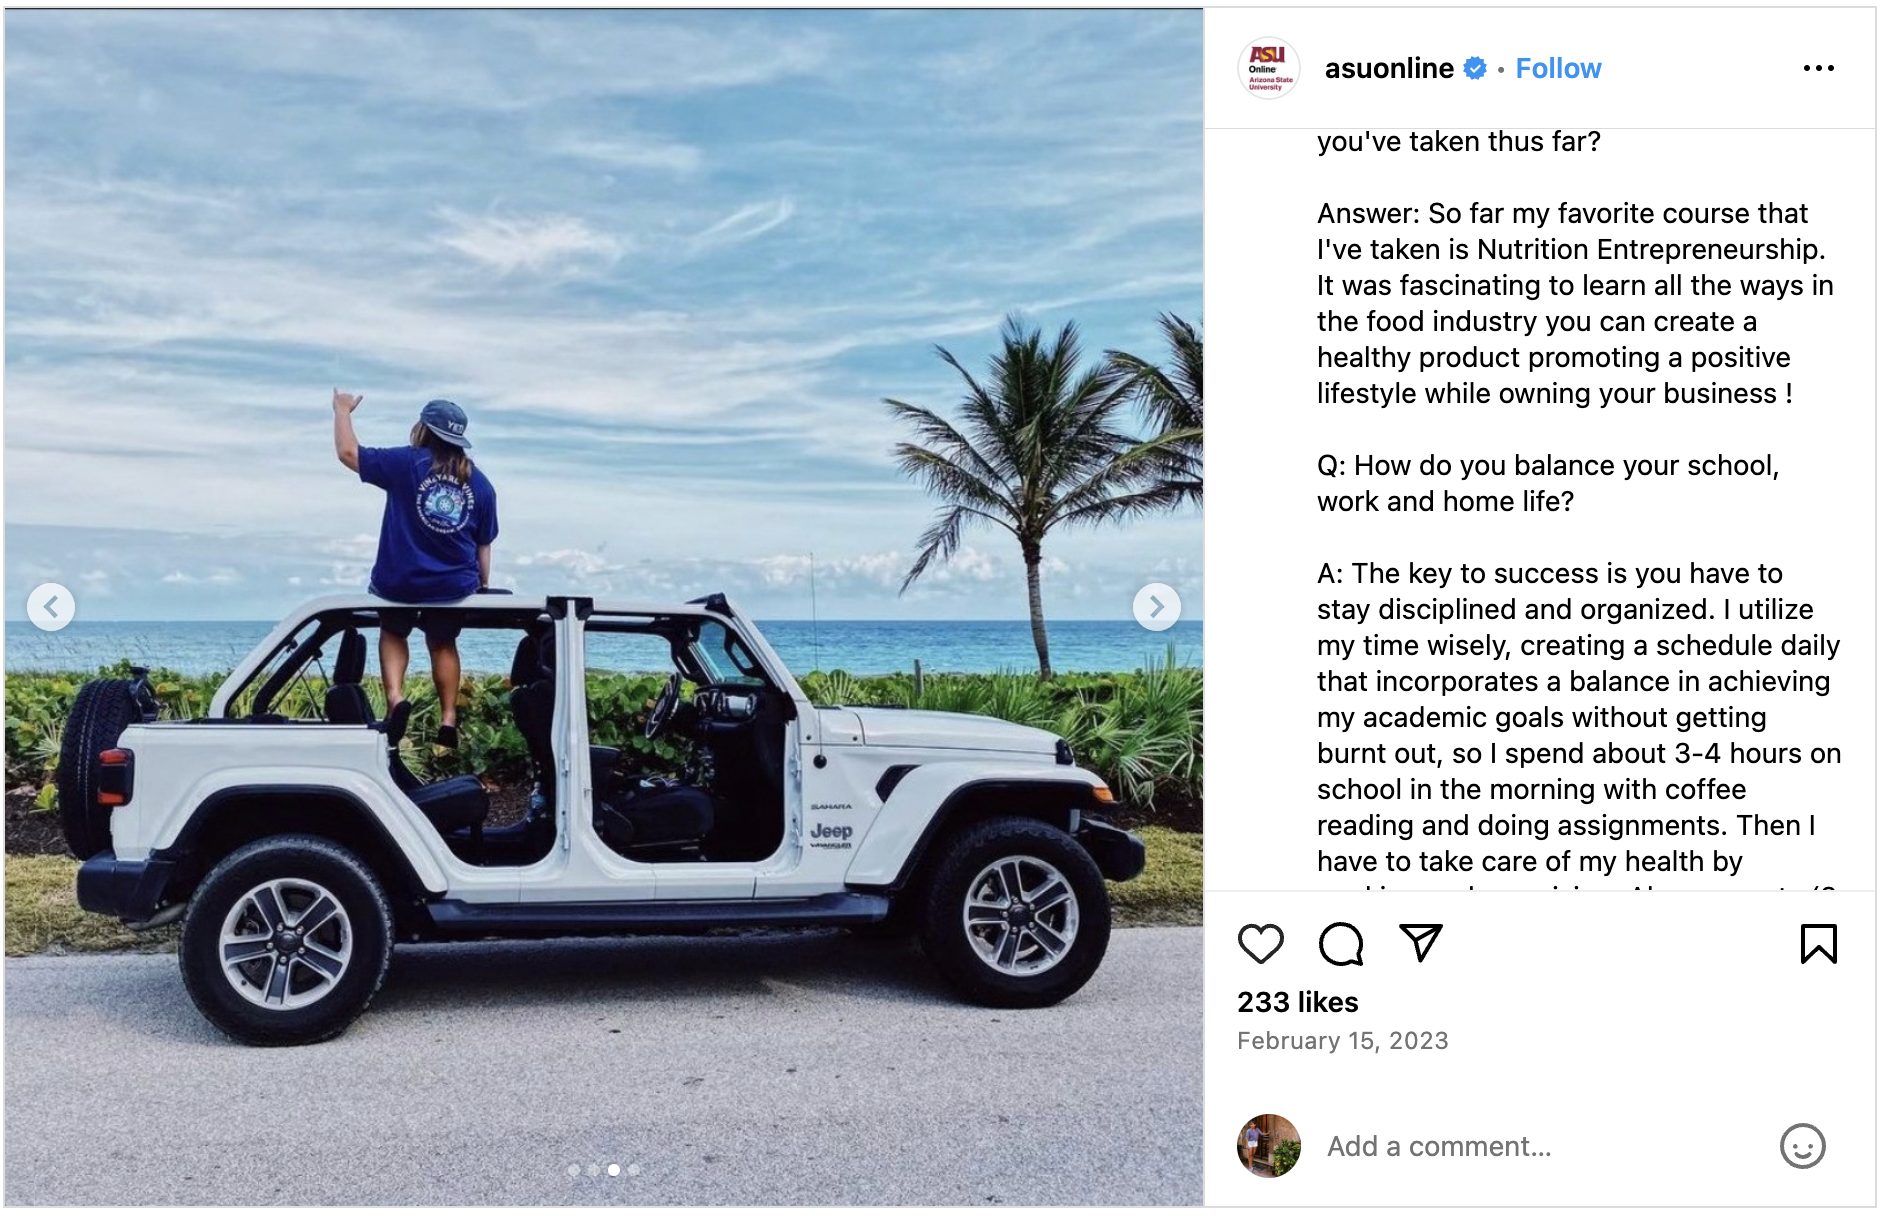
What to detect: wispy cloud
<box><xmin>160</xmin><ymin>568</ymin><xmax>242</xmax><ymax>586</ymax></box>
<box><xmin>436</xmin><ymin>209</ymin><xmax>625</xmax><ymax>275</ymax></box>
<box><xmin>509</xmin><ymin>548</ymin><xmax>626</xmax><ymax>580</ymax></box>
<box><xmin>555</xmin><ymin>135</ymin><xmax>703</xmax><ymax>176</ymax></box>
<box><xmin>693</xmin><ymin>198</ymin><xmax>795</xmax><ymax>250</ymax></box>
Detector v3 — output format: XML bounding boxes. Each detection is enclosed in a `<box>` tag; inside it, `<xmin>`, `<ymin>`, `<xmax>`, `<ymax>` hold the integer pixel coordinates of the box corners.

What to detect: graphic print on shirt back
<box><xmin>416</xmin><ymin>474</ymin><xmax>474</xmax><ymax>534</ymax></box>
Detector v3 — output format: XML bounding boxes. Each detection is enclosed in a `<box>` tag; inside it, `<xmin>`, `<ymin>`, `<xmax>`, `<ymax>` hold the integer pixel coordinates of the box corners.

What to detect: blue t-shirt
<box><xmin>358</xmin><ymin>447</ymin><xmax>499</xmax><ymax>602</ymax></box>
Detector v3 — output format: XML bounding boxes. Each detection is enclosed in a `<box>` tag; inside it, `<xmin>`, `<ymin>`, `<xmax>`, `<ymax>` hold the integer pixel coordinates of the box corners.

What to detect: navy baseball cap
<box><xmin>419</xmin><ymin>399</ymin><xmax>472</xmax><ymax>449</ymax></box>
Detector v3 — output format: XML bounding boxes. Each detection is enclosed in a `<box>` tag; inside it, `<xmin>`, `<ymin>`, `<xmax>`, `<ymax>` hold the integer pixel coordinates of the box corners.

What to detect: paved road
<box><xmin>5</xmin><ymin>928</ymin><xmax>1200</xmax><ymax>1206</ymax></box>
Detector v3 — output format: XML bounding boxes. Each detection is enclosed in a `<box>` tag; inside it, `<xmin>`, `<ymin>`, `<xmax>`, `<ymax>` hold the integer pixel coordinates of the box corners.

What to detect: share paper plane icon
<box><xmin>1399</xmin><ymin>924</ymin><xmax>1443</xmax><ymax>962</ymax></box>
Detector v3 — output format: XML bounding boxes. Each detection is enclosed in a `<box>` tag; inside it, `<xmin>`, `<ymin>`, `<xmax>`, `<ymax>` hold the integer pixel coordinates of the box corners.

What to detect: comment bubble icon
<box><xmin>1319</xmin><ymin>922</ymin><xmax>1364</xmax><ymax>966</ymax></box>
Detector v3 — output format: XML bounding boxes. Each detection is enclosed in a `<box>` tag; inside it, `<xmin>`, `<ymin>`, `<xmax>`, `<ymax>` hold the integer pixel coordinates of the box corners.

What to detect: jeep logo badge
<box><xmin>809</xmin><ymin>822</ymin><xmax>855</xmax><ymax>850</ymax></box>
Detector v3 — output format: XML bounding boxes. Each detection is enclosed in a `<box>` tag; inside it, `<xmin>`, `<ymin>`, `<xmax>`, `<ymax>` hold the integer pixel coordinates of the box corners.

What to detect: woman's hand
<box><xmin>333</xmin><ymin>389</ymin><xmax>363</xmax><ymax>471</ymax></box>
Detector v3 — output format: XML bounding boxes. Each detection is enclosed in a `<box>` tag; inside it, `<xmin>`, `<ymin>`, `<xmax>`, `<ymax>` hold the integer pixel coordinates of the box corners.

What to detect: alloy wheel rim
<box><xmin>218</xmin><ymin>879</ymin><xmax>352</xmax><ymax>1010</ymax></box>
<box><xmin>962</xmin><ymin>854</ymin><xmax>1078</xmax><ymax>976</ymax></box>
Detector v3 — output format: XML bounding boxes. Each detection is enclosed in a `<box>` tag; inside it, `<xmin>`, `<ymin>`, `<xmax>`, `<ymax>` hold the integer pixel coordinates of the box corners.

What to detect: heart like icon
<box><xmin>1237</xmin><ymin>923</ymin><xmax>1284</xmax><ymax>964</ymax></box>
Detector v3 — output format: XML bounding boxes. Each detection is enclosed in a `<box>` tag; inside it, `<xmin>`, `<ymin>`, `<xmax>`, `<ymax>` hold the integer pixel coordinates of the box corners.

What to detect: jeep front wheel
<box><xmin>179</xmin><ymin>835</ymin><xmax>393</xmax><ymax>1046</ymax></box>
<box><xmin>916</xmin><ymin>816</ymin><xmax>1111</xmax><ymax>1007</ymax></box>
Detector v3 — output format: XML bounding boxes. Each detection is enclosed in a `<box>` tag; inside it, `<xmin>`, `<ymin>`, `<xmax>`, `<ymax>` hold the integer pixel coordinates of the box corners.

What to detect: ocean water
<box><xmin>5</xmin><ymin>618</ymin><xmax>1202</xmax><ymax>678</ymax></box>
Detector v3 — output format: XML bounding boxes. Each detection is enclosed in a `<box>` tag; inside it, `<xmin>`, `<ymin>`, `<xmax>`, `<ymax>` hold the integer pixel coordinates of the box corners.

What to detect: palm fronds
<box><xmin>1107</xmin><ymin>313</ymin><xmax>1203</xmax><ymax>504</ymax></box>
<box><xmin>886</xmin><ymin>313</ymin><xmax>1196</xmax><ymax>676</ymax></box>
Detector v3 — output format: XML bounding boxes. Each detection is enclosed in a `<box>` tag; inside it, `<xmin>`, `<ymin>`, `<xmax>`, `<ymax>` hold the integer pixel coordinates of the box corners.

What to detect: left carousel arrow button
<box><xmin>26</xmin><ymin>583</ymin><xmax>75</xmax><ymax>632</ymax></box>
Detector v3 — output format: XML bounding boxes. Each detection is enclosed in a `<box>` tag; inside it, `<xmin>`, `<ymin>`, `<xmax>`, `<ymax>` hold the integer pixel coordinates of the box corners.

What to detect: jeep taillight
<box><xmin>97</xmin><ymin>748</ymin><xmax>134</xmax><ymax>807</ymax></box>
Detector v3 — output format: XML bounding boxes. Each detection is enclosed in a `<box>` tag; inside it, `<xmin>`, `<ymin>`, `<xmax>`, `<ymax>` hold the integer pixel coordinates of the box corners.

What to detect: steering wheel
<box><xmin>645</xmin><ymin>672</ymin><xmax>683</xmax><ymax>740</ymax></box>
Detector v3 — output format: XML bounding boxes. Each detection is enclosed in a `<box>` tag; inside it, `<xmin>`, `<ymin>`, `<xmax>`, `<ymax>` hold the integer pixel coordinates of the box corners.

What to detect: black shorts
<box><xmin>377</xmin><ymin>607</ymin><xmax>464</xmax><ymax>647</ymax></box>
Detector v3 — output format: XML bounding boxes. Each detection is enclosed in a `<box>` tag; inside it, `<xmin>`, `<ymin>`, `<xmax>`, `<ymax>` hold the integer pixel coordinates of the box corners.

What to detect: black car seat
<box><xmin>324</xmin><ymin>630</ymin><xmax>375</xmax><ymax>726</ymax></box>
<box><xmin>382</xmin><ymin>701</ymin><xmax>489</xmax><ymax>846</ymax></box>
<box><xmin>591</xmin><ymin>670</ymin><xmax>712</xmax><ymax>853</ymax></box>
<box><xmin>576</xmin><ymin>664</ymin><xmax>713</xmax><ymax>854</ymax></box>
<box><xmin>596</xmin><ymin>782</ymin><xmax>715</xmax><ymax>854</ymax></box>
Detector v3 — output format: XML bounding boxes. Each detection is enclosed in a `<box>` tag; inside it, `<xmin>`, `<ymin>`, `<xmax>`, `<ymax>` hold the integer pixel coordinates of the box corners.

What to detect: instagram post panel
<box><xmin>0</xmin><ymin>5</ymin><xmax>1875</xmax><ymax>1212</ymax></box>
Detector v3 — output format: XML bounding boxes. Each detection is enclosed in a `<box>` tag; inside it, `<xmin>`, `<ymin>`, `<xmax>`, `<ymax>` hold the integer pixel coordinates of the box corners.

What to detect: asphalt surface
<box><xmin>5</xmin><ymin>927</ymin><xmax>1201</xmax><ymax>1205</ymax></box>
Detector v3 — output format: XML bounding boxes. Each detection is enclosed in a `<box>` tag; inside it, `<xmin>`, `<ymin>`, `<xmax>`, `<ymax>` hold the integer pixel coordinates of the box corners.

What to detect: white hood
<box><xmin>820</xmin><ymin>707</ymin><xmax>1061</xmax><ymax>756</ymax></box>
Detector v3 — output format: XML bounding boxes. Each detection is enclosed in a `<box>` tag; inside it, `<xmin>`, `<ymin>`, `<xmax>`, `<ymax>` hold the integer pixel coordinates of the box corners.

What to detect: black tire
<box><xmin>179</xmin><ymin>835</ymin><xmax>394</xmax><ymax>1047</ymax></box>
<box><xmin>56</xmin><ymin>679</ymin><xmax>141</xmax><ymax>858</ymax></box>
<box><xmin>916</xmin><ymin>816</ymin><xmax>1111</xmax><ymax>1008</ymax></box>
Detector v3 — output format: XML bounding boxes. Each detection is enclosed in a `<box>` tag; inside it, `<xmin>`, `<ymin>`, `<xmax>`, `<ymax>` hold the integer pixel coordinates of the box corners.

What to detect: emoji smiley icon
<box><xmin>1780</xmin><ymin>1123</ymin><xmax>1825</xmax><ymax>1169</ymax></box>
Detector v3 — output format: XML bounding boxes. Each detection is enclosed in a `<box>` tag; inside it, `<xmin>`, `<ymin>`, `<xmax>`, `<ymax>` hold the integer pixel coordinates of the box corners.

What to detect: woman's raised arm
<box><xmin>332</xmin><ymin>388</ymin><xmax>363</xmax><ymax>471</ymax></box>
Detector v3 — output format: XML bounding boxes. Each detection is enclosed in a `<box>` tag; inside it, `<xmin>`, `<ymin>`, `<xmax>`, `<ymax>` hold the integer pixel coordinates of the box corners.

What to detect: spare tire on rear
<box><xmin>57</xmin><ymin>679</ymin><xmax>144</xmax><ymax>858</ymax></box>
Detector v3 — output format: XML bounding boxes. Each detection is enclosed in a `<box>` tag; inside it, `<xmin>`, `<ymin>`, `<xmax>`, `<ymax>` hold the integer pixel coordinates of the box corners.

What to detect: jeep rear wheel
<box><xmin>56</xmin><ymin>678</ymin><xmax>142</xmax><ymax>858</ymax></box>
<box><xmin>916</xmin><ymin>816</ymin><xmax>1110</xmax><ymax>1007</ymax></box>
<box><xmin>180</xmin><ymin>835</ymin><xmax>393</xmax><ymax>1046</ymax></box>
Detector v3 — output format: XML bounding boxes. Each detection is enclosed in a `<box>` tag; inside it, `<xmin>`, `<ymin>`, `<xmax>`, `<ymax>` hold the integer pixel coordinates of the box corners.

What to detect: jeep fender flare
<box><xmin>156</xmin><ymin>779</ymin><xmax>447</xmax><ymax>900</ymax></box>
<box><xmin>844</xmin><ymin>763</ymin><xmax>1108</xmax><ymax>890</ymax></box>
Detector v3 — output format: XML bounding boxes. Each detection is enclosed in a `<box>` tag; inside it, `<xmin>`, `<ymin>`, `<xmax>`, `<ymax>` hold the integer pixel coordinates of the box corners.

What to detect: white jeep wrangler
<box><xmin>66</xmin><ymin>593</ymin><xmax>1145</xmax><ymax>1045</ymax></box>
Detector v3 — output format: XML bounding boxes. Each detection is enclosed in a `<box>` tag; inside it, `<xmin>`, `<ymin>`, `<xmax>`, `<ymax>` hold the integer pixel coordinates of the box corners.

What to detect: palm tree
<box><xmin>887</xmin><ymin>316</ymin><xmax>1170</xmax><ymax>678</ymax></box>
<box><xmin>1107</xmin><ymin>313</ymin><xmax>1203</xmax><ymax>504</ymax></box>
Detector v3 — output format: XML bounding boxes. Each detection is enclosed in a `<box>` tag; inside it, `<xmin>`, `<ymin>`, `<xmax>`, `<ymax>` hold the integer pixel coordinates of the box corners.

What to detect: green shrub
<box><xmin>7</xmin><ymin>648</ymin><xmax>1202</xmax><ymax>821</ymax></box>
<box><xmin>1272</xmin><ymin>1140</ymin><xmax>1302</xmax><ymax>1176</ymax></box>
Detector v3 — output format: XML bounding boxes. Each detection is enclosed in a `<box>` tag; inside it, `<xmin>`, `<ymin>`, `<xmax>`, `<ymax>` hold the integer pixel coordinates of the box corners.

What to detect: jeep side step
<box><xmin>421</xmin><ymin>891</ymin><xmax>891</xmax><ymax>938</ymax></box>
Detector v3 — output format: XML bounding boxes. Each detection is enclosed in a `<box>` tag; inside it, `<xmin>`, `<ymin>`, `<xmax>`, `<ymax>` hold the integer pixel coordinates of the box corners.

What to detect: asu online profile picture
<box><xmin>1239</xmin><ymin>37</ymin><xmax>1299</xmax><ymax>97</ymax></box>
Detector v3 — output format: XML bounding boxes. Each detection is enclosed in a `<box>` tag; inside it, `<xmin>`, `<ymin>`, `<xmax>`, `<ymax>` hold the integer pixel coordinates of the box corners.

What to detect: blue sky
<box><xmin>5</xmin><ymin>10</ymin><xmax>1201</xmax><ymax>621</ymax></box>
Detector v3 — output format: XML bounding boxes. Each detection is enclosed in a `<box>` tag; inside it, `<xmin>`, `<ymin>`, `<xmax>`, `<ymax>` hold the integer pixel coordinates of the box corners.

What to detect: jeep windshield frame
<box><xmin>690</xmin><ymin>619</ymin><xmax>767</xmax><ymax>687</ymax></box>
<box><xmin>582</xmin><ymin>612</ymin><xmax>771</xmax><ymax>692</ymax></box>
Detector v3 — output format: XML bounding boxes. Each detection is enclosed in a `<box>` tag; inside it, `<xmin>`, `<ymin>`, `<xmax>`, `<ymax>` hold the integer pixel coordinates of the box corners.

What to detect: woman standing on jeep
<box><xmin>332</xmin><ymin>389</ymin><xmax>499</xmax><ymax>748</ymax></box>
